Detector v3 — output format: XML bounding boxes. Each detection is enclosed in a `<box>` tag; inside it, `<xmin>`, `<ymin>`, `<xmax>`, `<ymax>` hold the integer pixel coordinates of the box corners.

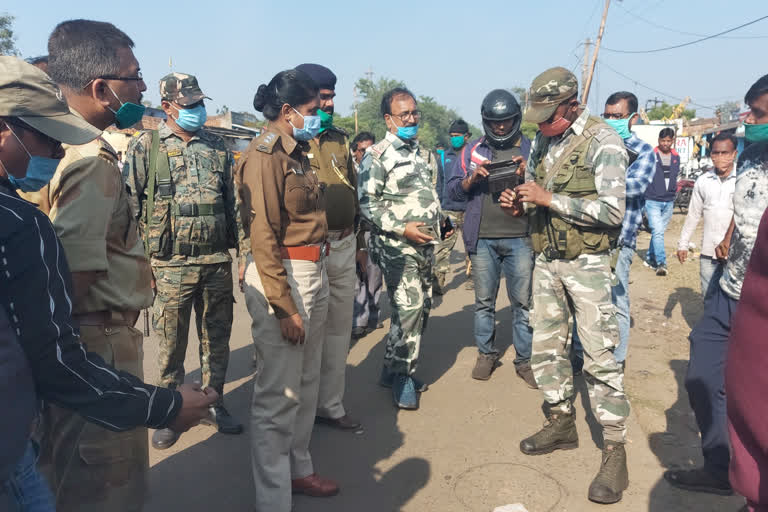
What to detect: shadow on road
<box><xmin>664</xmin><ymin>287</ymin><xmax>704</xmax><ymax>329</ymax></box>
<box><xmin>645</xmin><ymin>359</ymin><xmax>744</xmax><ymax>511</ymax></box>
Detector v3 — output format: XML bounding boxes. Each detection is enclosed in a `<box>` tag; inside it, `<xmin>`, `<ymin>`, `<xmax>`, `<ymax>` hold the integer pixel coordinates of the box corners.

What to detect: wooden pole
<box><xmin>581</xmin><ymin>39</ymin><xmax>591</xmax><ymax>104</ymax></box>
<box><xmin>582</xmin><ymin>0</ymin><xmax>610</xmax><ymax>107</ymax></box>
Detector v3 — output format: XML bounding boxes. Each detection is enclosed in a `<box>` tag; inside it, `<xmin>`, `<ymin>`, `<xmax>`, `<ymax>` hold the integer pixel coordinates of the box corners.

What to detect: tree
<box><xmin>510</xmin><ymin>86</ymin><xmax>538</xmax><ymax>141</ymax></box>
<box><xmin>0</xmin><ymin>14</ymin><xmax>19</xmax><ymax>56</ymax></box>
<box><xmin>647</xmin><ymin>101</ymin><xmax>696</xmax><ymax>121</ymax></box>
<box><xmin>715</xmin><ymin>101</ymin><xmax>741</xmax><ymax>123</ymax></box>
<box><xmin>333</xmin><ymin>75</ymin><xmax>481</xmax><ymax>149</ymax></box>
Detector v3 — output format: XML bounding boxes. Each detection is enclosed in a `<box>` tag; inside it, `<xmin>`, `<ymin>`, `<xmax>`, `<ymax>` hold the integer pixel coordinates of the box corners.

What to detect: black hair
<box><xmin>380</xmin><ymin>87</ymin><xmax>416</xmax><ymax>117</ymax></box>
<box><xmin>449</xmin><ymin>118</ymin><xmax>469</xmax><ymax>134</ymax></box>
<box><xmin>711</xmin><ymin>132</ymin><xmax>737</xmax><ymax>151</ymax></box>
<box><xmin>253</xmin><ymin>69</ymin><xmax>319</xmax><ymax>121</ymax></box>
<box><xmin>351</xmin><ymin>131</ymin><xmax>375</xmax><ymax>151</ymax></box>
<box><xmin>745</xmin><ymin>74</ymin><xmax>768</xmax><ymax>106</ymax></box>
<box><xmin>605</xmin><ymin>91</ymin><xmax>638</xmax><ymax>114</ymax></box>
<box><xmin>659</xmin><ymin>127</ymin><xmax>676</xmax><ymax>139</ymax></box>
<box><xmin>47</xmin><ymin>20</ymin><xmax>135</xmax><ymax>90</ymax></box>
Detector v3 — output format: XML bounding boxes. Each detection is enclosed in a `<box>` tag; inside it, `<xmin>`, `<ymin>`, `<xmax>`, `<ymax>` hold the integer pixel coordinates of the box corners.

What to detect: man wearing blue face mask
<box><xmin>124</xmin><ymin>72</ymin><xmax>243</xmax><ymax>450</ymax></box>
<box><xmin>570</xmin><ymin>91</ymin><xmax>656</xmax><ymax>374</ymax></box>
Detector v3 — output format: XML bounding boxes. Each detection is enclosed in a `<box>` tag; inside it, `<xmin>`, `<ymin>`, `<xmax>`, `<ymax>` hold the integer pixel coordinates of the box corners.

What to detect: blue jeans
<box><xmin>644</xmin><ymin>199</ymin><xmax>674</xmax><ymax>267</ymax></box>
<box><xmin>1</xmin><ymin>440</ymin><xmax>55</xmax><ymax>512</ymax></box>
<box><xmin>572</xmin><ymin>245</ymin><xmax>634</xmax><ymax>364</ymax></box>
<box><xmin>469</xmin><ymin>237</ymin><xmax>534</xmax><ymax>364</ymax></box>
<box><xmin>700</xmin><ymin>257</ymin><xmax>724</xmax><ymax>301</ymax></box>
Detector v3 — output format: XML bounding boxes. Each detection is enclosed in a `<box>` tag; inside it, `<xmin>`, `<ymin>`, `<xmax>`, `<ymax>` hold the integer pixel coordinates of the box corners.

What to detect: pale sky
<box><xmin>5</xmin><ymin>0</ymin><xmax>767</xmax><ymax>125</ymax></box>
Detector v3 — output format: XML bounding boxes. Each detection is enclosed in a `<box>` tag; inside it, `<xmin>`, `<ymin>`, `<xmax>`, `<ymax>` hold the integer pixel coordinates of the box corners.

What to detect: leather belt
<box><xmin>74</xmin><ymin>310</ymin><xmax>139</xmax><ymax>327</ymax></box>
<box><xmin>327</xmin><ymin>227</ymin><xmax>354</xmax><ymax>241</ymax></box>
<box><xmin>280</xmin><ymin>243</ymin><xmax>330</xmax><ymax>262</ymax></box>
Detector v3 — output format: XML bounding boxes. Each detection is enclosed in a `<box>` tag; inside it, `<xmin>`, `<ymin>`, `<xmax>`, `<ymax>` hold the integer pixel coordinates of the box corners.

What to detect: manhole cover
<box><xmin>452</xmin><ymin>462</ymin><xmax>565</xmax><ymax>512</ymax></box>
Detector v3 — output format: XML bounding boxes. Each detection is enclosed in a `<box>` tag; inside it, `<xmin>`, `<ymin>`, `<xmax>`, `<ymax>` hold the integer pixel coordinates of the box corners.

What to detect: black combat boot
<box><xmin>588</xmin><ymin>441</ymin><xmax>629</xmax><ymax>504</ymax></box>
<box><xmin>519</xmin><ymin>406</ymin><xmax>578</xmax><ymax>455</ymax></box>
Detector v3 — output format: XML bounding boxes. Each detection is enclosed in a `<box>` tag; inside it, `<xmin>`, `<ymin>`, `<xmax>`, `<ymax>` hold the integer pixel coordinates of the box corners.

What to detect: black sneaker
<box><xmin>663</xmin><ymin>467</ymin><xmax>733</xmax><ymax>496</ymax></box>
<box><xmin>656</xmin><ymin>265</ymin><xmax>668</xmax><ymax>276</ymax></box>
<box><xmin>200</xmin><ymin>405</ymin><xmax>243</xmax><ymax>435</ymax></box>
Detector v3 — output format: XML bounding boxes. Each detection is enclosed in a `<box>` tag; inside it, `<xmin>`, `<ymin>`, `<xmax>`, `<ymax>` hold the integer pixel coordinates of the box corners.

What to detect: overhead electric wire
<box><xmin>616</xmin><ymin>3</ymin><xmax>768</xmax><ymax>39</ymax></box>
<box><xmin>597</xmin><ymin>59</ymin><xmax>718</xmax><ymax>111</ymax></box>
<box><xmin>602</xmin><ymin>14</ymin><xmax>768</xmax><ymax>54</ymax></box>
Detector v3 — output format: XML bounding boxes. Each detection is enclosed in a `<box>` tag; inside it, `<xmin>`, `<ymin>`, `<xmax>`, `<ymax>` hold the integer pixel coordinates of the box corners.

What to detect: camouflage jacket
<box><xmin>526</xmin><ymin>108</ymin><xmax>627</xmax><ymax>228</ymax></box>
<box><xmin>358</xmin><ymin>132</ymin><xmax>441</xmax><ymax>254</ymax></box>
<box><xmin>124</xmin><ymin>121</ymin><xmax>238</xmax><ymax>267</ymax></box>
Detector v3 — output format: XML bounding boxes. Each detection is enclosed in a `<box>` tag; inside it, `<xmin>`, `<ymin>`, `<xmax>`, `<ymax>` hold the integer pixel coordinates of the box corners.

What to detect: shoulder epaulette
<box><xmin>328</xmin><ymin>125</ymin><xmax>348</xmax><ymax>137</ymax></box>
<box><xmin>255</xmin><ymin>131</ymin><xmax>280</xmax><ymax>154</ymax></box>
<box><xmin>98</xmin><ymin>138</ymin><xmax>118</xmax><ymax>163</ymax></box>
<box><xmin>369</xmin><ymin>138</ymin><xmax>392</xmax><ymax>159</ymax></box>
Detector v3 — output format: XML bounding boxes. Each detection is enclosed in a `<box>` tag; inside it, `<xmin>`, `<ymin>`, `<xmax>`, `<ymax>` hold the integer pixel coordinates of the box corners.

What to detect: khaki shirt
<box><xmin>46</xmin><ymin>135</ymin><xmax>153</xmax><ymax>314</ymax></box>
<box><xmin>307</xmin><ymin>127</ymin><xmax>357</xmax><ymax>232</ymax></box>
<box><xmin>236</xmin><ymin>126</ymin><xmax>327</xmax><ymax>318</ymax></box>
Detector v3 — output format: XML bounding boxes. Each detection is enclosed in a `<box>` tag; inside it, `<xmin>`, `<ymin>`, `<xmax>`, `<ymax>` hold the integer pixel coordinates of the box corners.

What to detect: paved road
<box><xmin>142</xmin><ymin>247</ymin><xmax>743</xmax><ymax>512</ymax></box>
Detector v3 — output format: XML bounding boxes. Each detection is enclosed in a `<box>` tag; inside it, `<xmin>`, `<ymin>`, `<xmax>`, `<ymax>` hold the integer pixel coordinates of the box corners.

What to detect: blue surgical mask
<box><xmin>173</xmin><ymin>104</ymin><xmax>207</xmax><ymax>132</ymax></box>
<box><xmin>4</xmin><ymin>127</ymin><xmax>60</xmax><ymax>192</ymax></box>
<box><xmin>450</xmin><ymin>135</ymin><xmax>465</xmax><ymax>149</ymax></box>
<box><xmin>107</xmin><ymin>85</ymin><xmax>146</xmax><ymax>129</ymax></box>
<box><xmin>396</xmin><ymin>125</ymin><xmax>419</xmax><ymax>140</ymax></box>
<box><xmin>605</xmin><ymin>113</ymin><xmax>635</xmax><ymax>140</ymax></box>
<box><xmin>290</xmin><ymin>107</ymin><xmax>321</xmax><ymax>141</ymax></box>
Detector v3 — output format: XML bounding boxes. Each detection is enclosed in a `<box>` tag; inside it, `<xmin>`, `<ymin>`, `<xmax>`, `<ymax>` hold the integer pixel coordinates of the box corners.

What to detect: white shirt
<box><xmin>677</xmin><ymin>168</ymin><xmax>736</xmax><ymax>257</ymax></box>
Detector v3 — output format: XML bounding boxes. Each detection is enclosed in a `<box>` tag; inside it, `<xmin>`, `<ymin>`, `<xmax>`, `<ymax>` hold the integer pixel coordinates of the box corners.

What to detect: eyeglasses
<box><xmin>601</xmin><ymin>112</ymin><xmax>630</xmax><ymax>120</ymax></box>
<box><xmin>97</xmin><ymin>70</ymin><xmax>144</xmax><ymax>82</ymax></box>
<box><xmin>389</xmin><ymin>110</ymin><xmax>421</xmax><ymax>122</ymax></box>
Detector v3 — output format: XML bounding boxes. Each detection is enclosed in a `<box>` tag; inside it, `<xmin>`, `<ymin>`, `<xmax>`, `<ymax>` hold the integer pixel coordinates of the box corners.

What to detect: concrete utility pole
<box><xmin>353</xmin><ymin>86</ymin><xmax>359</xmax><ymax>134</ymax></box>
<box><xmin>582</xmin><ymin>0</ymin><xmax>610</xmax><ymax>107</ymax></box>
<box><xmin>581</xmin><ymin>38</ymin><xmax>591</xmax><ymax>104</ymax></box>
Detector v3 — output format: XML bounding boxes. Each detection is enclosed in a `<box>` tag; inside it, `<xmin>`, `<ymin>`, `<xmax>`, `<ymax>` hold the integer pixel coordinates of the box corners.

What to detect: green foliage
<box><xmin>0</xmin><ymin>14</ymin><xmax>18</xmax><ymax>56</ymax></box>
<box><xmin>334</xmin><ymin>76</ymin><xmax>482</xmax><ymax>149</ymax></box>
<box><xmin>521</xmin><ymin>122</ymin><xmax>538</xmax><ymax>141</ymax></box>
<box><xmin>647</xmin><ymin>101</ymin><xmax>696</xmax><ymax>121</ymax></box>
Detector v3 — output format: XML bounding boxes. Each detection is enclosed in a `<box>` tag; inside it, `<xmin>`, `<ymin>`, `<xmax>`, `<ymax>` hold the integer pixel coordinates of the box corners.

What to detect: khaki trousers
<box><xmin>43</xmin><ymin>324</ymin><xmax>148</xmax><ymax>512</ymax></box>
<box><xmin>244</xmin><ymin>255</ymin><xmax>329</xmax><ymax>512</ymax></box>
<box><xmin>317</xmin><ymin>233</ymin><xmax>356</xmax><ymax>419</ymax></box>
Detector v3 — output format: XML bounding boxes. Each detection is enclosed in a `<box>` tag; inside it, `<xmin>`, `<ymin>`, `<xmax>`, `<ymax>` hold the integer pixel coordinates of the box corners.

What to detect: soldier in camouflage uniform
<box><xmin>358</xmin><ymin>87</ymin><xmax>451</xmax><ymax>410</ymax></box>
<box><xmin>502</xmin><ymin>68</ymin><xmax>631</xmax><ymax>504</ymax></box>
<box><xmin>125</xmin><ymin>72</ymin><xmax>242</xmax><ymax>450</ymax></box>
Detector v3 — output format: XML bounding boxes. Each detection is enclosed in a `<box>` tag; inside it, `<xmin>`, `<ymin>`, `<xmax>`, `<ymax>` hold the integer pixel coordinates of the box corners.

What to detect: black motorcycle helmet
<box><xmin>481</xmin><ymin>89</ymin><xmax>522</xmax><ymax>149</ymax></box>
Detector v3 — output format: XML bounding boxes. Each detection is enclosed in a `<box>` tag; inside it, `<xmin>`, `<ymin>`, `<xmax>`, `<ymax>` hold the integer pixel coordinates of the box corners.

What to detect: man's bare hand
<box><xmin>715</xmin><ymin>239</ymin><xmax>730</xmax><ymax>261</ymax></box>
<box><xmin>676</xmin><ymin>250</ymin><xmax>688</xmax><ymax>264</ymax></box>
<box><xmin>356</xmin><ymin>249</ymin><xmax>368</xmax><ymax>277</ymax></box>
<box><xmin>280</xmin><ymin>313</ymin><xmax>305</xmax><ymax>345</ymax></box>
<box><xmin>499</xmin><ymin>188</ymin><xmax>525</xmax><ymax>216</ymax></box>
<box><xmin>238</xmin><ymin>262</ymin><xmax>246</xmax><ymax>292</ymax></box>
<box><xmin>515</xmin><ymin>181</ymin><xmax>553</xmax><ymax>207</ymax></box>
<box><xmin>404</xmin><ymin>222</ymin><xmax>434</xmax><ymax>244</ymax></box>
<box><xmin>168</xmin><ymin>383</ymin><xmax>219</xmax><ymax>433</ymax></box>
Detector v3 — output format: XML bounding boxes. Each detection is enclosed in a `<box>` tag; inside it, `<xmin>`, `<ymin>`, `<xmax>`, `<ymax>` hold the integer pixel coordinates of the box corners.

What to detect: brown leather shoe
<box><xmin>291</xmin><ymin>473</ymin><xmax>340</xmax><ymax>497</ymax></box>
<box><xmin>315</xmin><ymin>414</ymin><xmax>362</xmax><ymax>431</ymax></box>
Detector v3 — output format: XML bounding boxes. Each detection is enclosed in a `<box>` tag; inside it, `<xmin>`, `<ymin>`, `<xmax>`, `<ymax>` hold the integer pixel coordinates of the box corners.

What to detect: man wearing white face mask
<box><xmin>124</xmin><ymin>72</ymin><xmax>243</xmax><ymax>450</ymax></box>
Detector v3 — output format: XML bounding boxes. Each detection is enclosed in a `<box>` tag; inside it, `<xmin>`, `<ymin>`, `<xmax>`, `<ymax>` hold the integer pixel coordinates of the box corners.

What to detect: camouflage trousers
<box><xmin>530</xmin><ymin>252</ymin><xmax>630</xmax><ymax>443</ymax></box>
<box><xmin>370</xmin><ymin>235</ymin><xmax>433</xmax><ymax>375</ymax></box>
<box><xmin>432</xmin><ymin>210</ymin><xmax>464</xmax><ymax>285</ymax></box>
<box><xmin>152</xmin><ymin>262</ymin><xmax>234</xmax><ymax>396</ymax></box>
<box><xmin>42</xmin><ymin>324</ymin><xmax>148</xmax><ymax>512</ymax></box>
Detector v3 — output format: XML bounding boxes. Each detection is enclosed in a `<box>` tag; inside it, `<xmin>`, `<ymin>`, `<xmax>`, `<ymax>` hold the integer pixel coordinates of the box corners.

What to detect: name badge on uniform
<box><xmin>307</xmin><ymin>153</ymin><xmax>314</xmax><ymax>159</ymax></box>
<box><xmin>167</xmin><ymin>149</ymin><xmax>183</xmax><ymax>157</ymax></box>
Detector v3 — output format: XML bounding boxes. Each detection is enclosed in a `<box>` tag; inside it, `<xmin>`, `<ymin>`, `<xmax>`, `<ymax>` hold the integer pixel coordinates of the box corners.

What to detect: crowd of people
<box><xmin>1</xmin><ymin>17</ymin><xmax>768</xmax><ymax>512</ymax></box>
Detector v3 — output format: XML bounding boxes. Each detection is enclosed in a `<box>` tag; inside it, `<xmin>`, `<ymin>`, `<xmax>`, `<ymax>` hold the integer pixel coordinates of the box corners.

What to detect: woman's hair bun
<box><xmin>253</xmin><ymin>84</ymin><xmax>269</xmax><ymax>112</ymax></box>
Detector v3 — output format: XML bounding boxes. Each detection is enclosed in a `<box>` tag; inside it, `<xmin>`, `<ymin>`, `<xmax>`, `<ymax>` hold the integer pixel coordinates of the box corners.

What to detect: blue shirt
<box><xmin>619</xmin><ymin>134</ymin><xmax>656</xmax><ymax>249</ymax></box>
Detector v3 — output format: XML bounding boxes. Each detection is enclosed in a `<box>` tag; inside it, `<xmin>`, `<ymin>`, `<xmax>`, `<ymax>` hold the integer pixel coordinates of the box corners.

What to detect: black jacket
<box><xmin>0</xmin><ymin>179</ymin><xmax>181</xmax><ymax>431</ymax></box>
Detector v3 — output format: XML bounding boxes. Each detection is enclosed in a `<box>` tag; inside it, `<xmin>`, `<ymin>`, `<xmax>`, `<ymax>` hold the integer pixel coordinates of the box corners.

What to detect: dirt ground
<box><xmin>141</xmin><ymin>211</ymin><xmax>746</xmax><ymax>512</ymax></box>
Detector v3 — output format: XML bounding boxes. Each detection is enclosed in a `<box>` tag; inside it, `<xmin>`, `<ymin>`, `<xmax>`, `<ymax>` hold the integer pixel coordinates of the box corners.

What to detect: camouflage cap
<box><xmin>0</xmin><ymin>56</ymin><xmax>101</xmax><ymax>145</ymax></box>
<box><xmin>523</xmin><ymin>67</ymin><xmax>579</xmax><ymax>124</ymax></box>
<box><xmin>159</xmin><ymin>72</ymin><xmax>211</xmax><ymax>107</ymax></box>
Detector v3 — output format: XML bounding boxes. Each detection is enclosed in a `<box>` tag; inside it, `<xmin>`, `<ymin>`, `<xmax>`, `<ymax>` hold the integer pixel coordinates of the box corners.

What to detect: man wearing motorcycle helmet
<box><xmin>445</xmin><ymin>89</ymin><xmax>535</xmax><ymax>386</ymax></box>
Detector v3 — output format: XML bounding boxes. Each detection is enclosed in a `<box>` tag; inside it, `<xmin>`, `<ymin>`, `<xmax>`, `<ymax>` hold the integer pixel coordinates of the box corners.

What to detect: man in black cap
<box><xmin>434</xmin><ymin>119</ymin><xmax>472</xmax><ymax>293</ymax></box>
<box><xmin>295</xmin><ymin>63</ymin><xmax>363</xmax><ymax>431</ymax></box>
<box><xmin>445</xmin><ymin>91</ymin><xmax>535</xmax><ymax>385</ymax></box>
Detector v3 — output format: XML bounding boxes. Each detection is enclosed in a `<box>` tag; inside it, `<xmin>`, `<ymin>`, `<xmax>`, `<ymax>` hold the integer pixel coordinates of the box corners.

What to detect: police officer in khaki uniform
<box><xmin>125</xmin><ymin>72</ymin><xmax>242</xmax><ymax>450</ymax></box>
<box><xmin>295</xmin><ymin>63</ymin><xmax>363</xmax><ymax>431</ymax></box>
<box><xmin>41</xmin><ymin>20</ymin><xmax>154</xmax><ymax>512</ymax></box>
<box><xmin>238</xmin><ymin>69</ymin><xmax>339</xmax><ymax>512</ymax></box>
